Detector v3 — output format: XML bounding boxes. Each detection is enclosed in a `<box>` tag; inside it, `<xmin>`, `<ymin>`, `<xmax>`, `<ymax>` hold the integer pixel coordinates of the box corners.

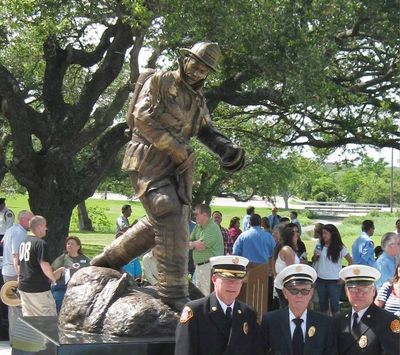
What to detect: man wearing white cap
<box><xmin>335</xmin><ymin>265</ymin><xmax>399</xmax><ymax>355</ymax></box>
<box><xmin>175</xmin><ymin>255</ymin><xmax>263</xmax><ymax>355</ymax></box>
<box><xmin>261</xmin><ymin>264</ymin><xmax>336</xmax><ymax>355</ymax></box>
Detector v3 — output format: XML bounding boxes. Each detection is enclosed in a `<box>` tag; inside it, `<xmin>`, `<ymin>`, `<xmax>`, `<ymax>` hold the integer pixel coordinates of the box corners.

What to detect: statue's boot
<box><xmin>91</xmin><ymin>217</ymin><xmax>155</xmax><ymax>269</ymax></box>
<box><xmin>162</xmin><ymin>296</ymin><xmax>191</xmax><ymax>312</ymax></box>
<box><xmin>152</xmin><ymin>204</ymin><xmax>190</xmax><ymax>312</ymax></box>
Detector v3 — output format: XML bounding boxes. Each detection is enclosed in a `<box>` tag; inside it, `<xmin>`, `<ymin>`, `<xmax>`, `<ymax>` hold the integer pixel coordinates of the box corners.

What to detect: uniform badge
<box><xmin>308</xmin><ymin>326</ymin><xmax>316</xmax><ymax>337</ymax></box>
<box><xmin>232</xmin><ymin>257</ymin><xmax>239</xmax><ymax>264</ymax></box>
<box><xmin>179</xmin><ymin>306</ymin><xmax>193</xmax><ymax>324</ymax></box>
<box><xmin>238</xmin><ymin>309</ymin><xmax>242</xmax><ymax>314</ymax></box>
<box><xmin>390</xmin><ymin>319</ymin><xmax>400</xmax><ymax>333</ymax></box>
<box><xmin>295</xmin><ymin>265</ymin><xmax>302</xmax><ymax>272</ymax></box>
<box><xmin>211</xmin><ymin>306</ymin><xmax>217</xmax><ymax>312</ymax></box>
<box><xmin>358</xmin><ymin>335</ymin><xmax>368</xmax><ymax>348</ymax></box>
<box><xmin>243</xmin><ymin>322</ymin><xmax>249</xmax><ymax>335</ymax></box>
<box><xmin>353</xmin><ymin>268</ymin><xmax>361</xmax><ymax>276</ymax></box>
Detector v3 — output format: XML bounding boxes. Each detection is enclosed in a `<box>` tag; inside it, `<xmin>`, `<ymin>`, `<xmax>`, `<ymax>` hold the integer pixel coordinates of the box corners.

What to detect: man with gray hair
<box><xmin>1</xmin><ymin>210</ymin><xmax>33</xmax><ymax>344</ymax></box>
<box><xmin>375</xmin><ymin>232</ymin><xmax>399</xmax><ymax>291</ymax></box>
<box><xmin>189</xmin><ymin>204</ymin><xmax>223</xmax><ymax>296</ymax></box>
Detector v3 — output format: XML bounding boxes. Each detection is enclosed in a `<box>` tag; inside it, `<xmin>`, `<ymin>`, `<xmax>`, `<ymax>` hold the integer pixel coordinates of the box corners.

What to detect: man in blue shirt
<box><xmin>267</xmin><ymin>207</ymin><xmax>281</xmax><ymax>230</ymax></box>
<box><xmin>352</xmin><ymin>220</ymin><xmax>376</xmax><ymax>267</ymax></box>
<box><xmin>233</xmin><ymin>214</ymin><xmax>275</xmax><ymax>264</ymax></box>
<box><xmin>375</xmin><ymin>232</ymin><xmax>399</xmax><ymax>290</ymax></box>
<box><xmin>242</xmin><ymin>206</ymin><xmax>255</xmax><ymax>231</ymax></box>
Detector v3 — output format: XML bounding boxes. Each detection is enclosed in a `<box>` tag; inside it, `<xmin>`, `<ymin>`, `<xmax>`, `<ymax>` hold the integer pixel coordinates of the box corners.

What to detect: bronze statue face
<box><xmin>184</xmin><ymin>57</ymin><xmax>210</xmax><ymax>85</ymax></box>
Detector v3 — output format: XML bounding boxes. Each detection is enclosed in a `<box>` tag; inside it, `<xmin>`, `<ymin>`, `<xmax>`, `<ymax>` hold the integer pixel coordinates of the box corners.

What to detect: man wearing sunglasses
<box><xmin>335</xmin><ymin>265</ymin><xmax>399</xmax><ymax>355</ymax></box>
<box><xmin>261</xmin><ymin>264</ymin><xmax>337</xmax><ymax>355</ymax></box>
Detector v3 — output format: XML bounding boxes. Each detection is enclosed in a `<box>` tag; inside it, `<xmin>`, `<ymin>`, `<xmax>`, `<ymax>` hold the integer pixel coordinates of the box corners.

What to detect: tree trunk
<box><xmin>283</xmin><ymin>194</ymin><xmax>290</xmax><ymax>209</ymax></box>
<box><xmin>28</xmin><ymin>189</ymin><xmax>74</xmax><ymax>261</ymax></box>
<box><xmin>77</xmin><ymin>201</ymin><xmax>94</xmax><ymax>232</ymax></box>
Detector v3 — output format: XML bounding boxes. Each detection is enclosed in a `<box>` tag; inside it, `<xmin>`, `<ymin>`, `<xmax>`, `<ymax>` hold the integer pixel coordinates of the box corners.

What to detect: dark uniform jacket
<box><xmin>175</xmin><ymin>292</ymin><xmax>264</xmax><ymax>355</ymax></box>
<box><xmin>261</xmin><ymin>307</ymin><xmax>337</xmax><ymax>355</ymax></box>
<box><xmin>334</xmin><ymin>303</ymin><xmax>400</xmax><ymax>355</ymax></box>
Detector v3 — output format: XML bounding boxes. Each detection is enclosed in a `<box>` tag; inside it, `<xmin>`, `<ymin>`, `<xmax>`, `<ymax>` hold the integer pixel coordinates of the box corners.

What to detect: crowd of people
<box><xmin>1</xmin><ymin>197</ymin><xmax>399</xmax><ymax>354</ymax></box>
<box><xmin>178</xmin><ymin>205</ymin><xmax>400</xmax><ymax>354</ymax></box>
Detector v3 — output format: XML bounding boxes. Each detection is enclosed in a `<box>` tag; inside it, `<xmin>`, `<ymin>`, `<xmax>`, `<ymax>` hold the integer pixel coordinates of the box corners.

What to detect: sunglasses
<box><xmin>285</xmin><ymin>287</ymin><xmax>312</xmax><ymax>296</ymax></box>
<box><xmin>346</xmin><ymin>286</ymin><xmax>374</xmax><ymax>295</ymax></box>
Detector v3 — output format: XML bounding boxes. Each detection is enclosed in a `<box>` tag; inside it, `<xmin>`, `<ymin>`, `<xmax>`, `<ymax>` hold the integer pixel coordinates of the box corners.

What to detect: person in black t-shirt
<box><xmin>18</xmin><ymin>216</ymin><xmax>64</xmax><ymax>316</ymax></box>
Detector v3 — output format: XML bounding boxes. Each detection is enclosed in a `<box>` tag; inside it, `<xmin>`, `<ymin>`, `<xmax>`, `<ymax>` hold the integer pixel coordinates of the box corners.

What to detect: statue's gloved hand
<box><xmin>197</xmin><ymin>124</ymin><xmax>244</xmax><ymax>172</ymax></box>
<box><xmin>220</xmin><ymin>145</ymin><xmax>245</xmax><ymax>172</ymax></box>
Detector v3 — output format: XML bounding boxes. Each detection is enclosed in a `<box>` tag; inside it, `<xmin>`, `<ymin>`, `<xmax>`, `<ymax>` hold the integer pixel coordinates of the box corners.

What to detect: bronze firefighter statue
<box><xmin>91</xmin><ymin>42</ymin><xmax>244</xmax><ymax>311</ymax></box>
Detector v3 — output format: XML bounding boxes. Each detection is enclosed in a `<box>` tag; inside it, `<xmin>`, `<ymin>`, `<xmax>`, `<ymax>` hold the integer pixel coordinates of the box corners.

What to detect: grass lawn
<box><xmin>301</xmin><ymin>212</ymin><xmax>398</xmax><ymax>264</ymax></box>
<box><xmin>2</xmin><ymin>193</ymin><xmax>399</xmax><ymax>259</ymax></box>
<box><xmin>76</xmin><ymin>203</ymin><xmax>315</xmax><ymax>257</ymax></box>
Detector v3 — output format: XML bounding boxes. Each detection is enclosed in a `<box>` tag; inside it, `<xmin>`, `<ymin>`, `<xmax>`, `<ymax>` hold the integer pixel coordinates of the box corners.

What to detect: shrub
<box><xmin>70</xmin><ymin>206</ymin><xmax>113</xmax><ymax>233</ymax></box>
<box><xmin>314</xmin><ymin>192</ymin><xmax>328</xmax><ymax>202</ymax></box>
<box><xmin>302</xmin><ymin>209</ymin><xmax>318</xmax><ymax>219</ymax></box>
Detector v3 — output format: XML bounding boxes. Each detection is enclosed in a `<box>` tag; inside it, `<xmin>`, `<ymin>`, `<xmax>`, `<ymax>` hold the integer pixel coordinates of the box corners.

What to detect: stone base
<box><xmin>12</xmin><ymin>317</ymin><xmax>175</xmax><ymax>355</ymax></box>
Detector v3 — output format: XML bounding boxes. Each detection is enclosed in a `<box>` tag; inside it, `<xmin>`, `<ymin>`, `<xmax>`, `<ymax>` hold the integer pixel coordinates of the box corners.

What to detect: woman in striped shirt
<box><xmin>375</xmin><ymin>261</ymin><xmax>400</xmax><ymax>317</ymax></box>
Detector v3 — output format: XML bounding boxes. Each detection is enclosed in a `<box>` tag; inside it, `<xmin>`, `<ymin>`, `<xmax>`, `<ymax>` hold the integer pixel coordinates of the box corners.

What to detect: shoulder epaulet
<box><xmin>179</xmin><ymin>306</ymin><xmax>193</xmax><ymax>324</ymax></box>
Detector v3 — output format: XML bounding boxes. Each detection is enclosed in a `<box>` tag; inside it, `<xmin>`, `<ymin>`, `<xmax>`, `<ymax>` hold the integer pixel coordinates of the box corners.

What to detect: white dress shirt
<box><xmin>216</xmin><ymin>294</ymin><xmax>236</xmax><ymax>315</ymax></box>
<box><xmin>289</xmin><ymin>308</ymin><xmax>307</xmax><ymax>339</ymax></box>
<box><xmin>351</xmin><ymin>306</ymin><xmax>369</xmax><ymax>328</ymax></box>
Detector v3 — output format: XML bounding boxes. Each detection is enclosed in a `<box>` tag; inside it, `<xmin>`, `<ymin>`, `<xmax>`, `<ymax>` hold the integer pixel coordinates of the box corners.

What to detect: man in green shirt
<box><xmin>189</xmin><ymin>204</ymin><xmax>223</xmax><ymax>295</ymax></box>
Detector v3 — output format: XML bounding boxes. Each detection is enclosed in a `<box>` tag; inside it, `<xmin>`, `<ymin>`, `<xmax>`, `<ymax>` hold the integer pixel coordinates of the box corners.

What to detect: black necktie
<box><xmin>226</xmin><ymin>306</ymin><xmax>232</xmax><ymax>322</ymax></box>
<box><xmin>352</xmin><ymin>312</ymin><xmax>359</xmax><ymax>335</ymax></box>
<box><xmin>292</xmin><ymin>318</ymin><xmax>304</xmax><ymax>355</ymax></box>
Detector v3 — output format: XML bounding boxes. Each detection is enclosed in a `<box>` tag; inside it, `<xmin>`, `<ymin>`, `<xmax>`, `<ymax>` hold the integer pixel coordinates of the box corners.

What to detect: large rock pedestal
<box><xmin>10</xmin><ymin>267</ymin><xmax>180</xmax><ymax>354</ymax></box>
<box><xmin>59</xmin><ymin>266</ymin><xmax>178</xmax><ymax>337</ymax></box>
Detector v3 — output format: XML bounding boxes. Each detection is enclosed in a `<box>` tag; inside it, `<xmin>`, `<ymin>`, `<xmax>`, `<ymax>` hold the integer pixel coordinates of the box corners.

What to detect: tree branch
<box><xmin>72</xmin><ymin>20</ymin><xmax>134</xmax><ymax>132</ymax></box>
<box><xmin>350</xmin><ymin>58</ymin><xmax>400</xmax><ymax>93</ymax></box>
<box><xmin>75</xmin><ymin>123</ymin><xmax>129</xmax><ymax>202</ymax></box>
<box><xmin>0</xmin><ymin>64</ymin><xmax>39</xmax><ymax>167</ymax></box>
<box><xmin>67</xmin><ymin>25</ymin><xmax>117</xmax><ymax>67</ymax></box>
<box><xmin>64</xmin><ymin>82</ymin><xmax>132</xmax><ymax>156</ymax></box>
<box><xmin>0</xmin><ymin>130</ymin><xmax>10</xmax><ymax>184</ymax></box>
<box><xmin>42</xmin><ymin>35</ymin><xmax>69</xmax><ymax>122</ymax></box>
<box><xmin>335</xmin><ymin>16</ymin><xmax>370</xmax><ymax>42</ymax></box>
<box><xmin>129</xmin><ymin>29</ymin><xmax>146</xmax><ymax>83</ymax></box>
<box><xmin>205</xmin><ymin>85</ymin><xmax>286</xmax><ymax>113</ymax></box>
<box><xmin>218</xmin><ymin>191</ymin><xmax>255</xmax><ymax>202</ymax></box>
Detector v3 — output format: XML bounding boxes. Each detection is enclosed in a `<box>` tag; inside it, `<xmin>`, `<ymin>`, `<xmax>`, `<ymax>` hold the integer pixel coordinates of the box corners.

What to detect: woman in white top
<box><xmin>312</xmin><ymin>224</ymin><xmax>352</xmax><ymax>315</ymax></box>
<box><xmin>273</xmin><ymin>225</ymin><xmax>300</xmax><ymax>308</ymax></box>
<box><xmin>375</xmin><ymin>261</ymin><xmax>400</xmax><ymax>317</ymax></box>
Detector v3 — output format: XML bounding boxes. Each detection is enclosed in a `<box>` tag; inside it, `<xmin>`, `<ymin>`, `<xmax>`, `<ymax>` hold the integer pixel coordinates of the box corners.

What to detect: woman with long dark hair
<box><xmin>273</xmin><ymin>225</ymin><xmax>300</xmax><ymax>308</ymax></box>
<box><xmin>313</xmin><ymin>224</ymin><xmax>352</xmax><ymax>315</ymax></box>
